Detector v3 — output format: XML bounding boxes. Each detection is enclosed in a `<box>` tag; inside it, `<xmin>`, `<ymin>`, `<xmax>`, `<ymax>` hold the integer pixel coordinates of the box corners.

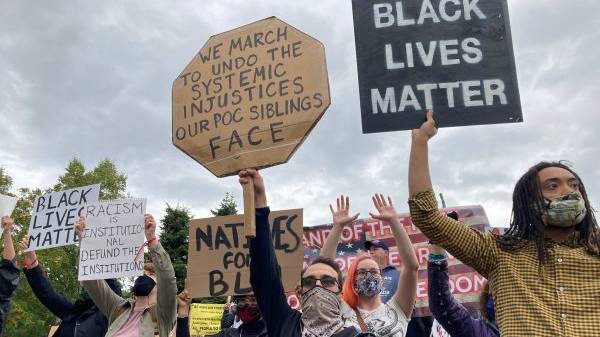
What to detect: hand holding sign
<box><xmin>177</xmin><ymin>289</ymin><xmax>192</xmax><ymax>317</ymax></box>
<box><xmin>412</xmin><ymin>110</ymin><xmax>438</xmax><ymax>141</ymax></box>
<box><xmin>75</xmin><ymin>215</ymin><xmax>86</xmax><ymax>242</ymax></box>
<box><xmin>144</xmin><ymin>214</ymin><xmax>158</xmax><ymax>248</ymax></box>
<box><xmin>238</xmin><ymin>169</ymin><xmax>267</xmax><ymax>208</ymax></box>
<box><xmin>1</xmin><ymin>216</ymin><xmax>14</xmax><ymax>233</ymax></box>
<box><xmin>19</xmin><ymin>237</ymin><xmax>38</xmax><ymax>268</ymax></box>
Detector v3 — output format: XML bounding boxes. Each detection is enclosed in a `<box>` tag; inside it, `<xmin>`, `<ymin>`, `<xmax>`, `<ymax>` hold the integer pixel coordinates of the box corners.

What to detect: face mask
<box><xmin>132</xmin><ymin>274</ymin><xmax>156</xmax><ymax>297</ymax></box>
<box><xmin>485</xmin><ymin>297</ymin><xmax>496</xmax><ymax>322</ymax></box>
<box><xmin>237</xmin><ymin>303</ymin><xmax>261</xmax><ymax>323</ymax></box>
<box><xmin>301</xmin><ymin>286</ymin><xmax>344</xmax><ymax>337</ymax></box>
<box><xmin>540</xmin><ymin>192</ymin><xmax>587</xmax><ymax>227</ymax></box>
<box><xmin>354</xmin><ymin>272</ymin><xmax>383</xmax><ymax>298</ymax></box>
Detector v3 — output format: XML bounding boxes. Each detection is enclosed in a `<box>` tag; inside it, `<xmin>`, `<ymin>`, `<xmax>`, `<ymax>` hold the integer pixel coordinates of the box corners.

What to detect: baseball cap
<box><xmin>364</xmin><ymin>240</ymin><xmax>389</xmax><ymax>251</ymax></box>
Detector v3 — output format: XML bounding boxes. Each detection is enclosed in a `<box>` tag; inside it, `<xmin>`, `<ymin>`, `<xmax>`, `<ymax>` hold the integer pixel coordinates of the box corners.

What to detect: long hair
<box><xmin>495</xmin><ymin>161</ymin><xmax>600</xmax><ymax>263</ymax></box>
<box><xmin>342</xmin><ymin>254</ymin><xmax>374</xmax><ymax>309</ymax></box>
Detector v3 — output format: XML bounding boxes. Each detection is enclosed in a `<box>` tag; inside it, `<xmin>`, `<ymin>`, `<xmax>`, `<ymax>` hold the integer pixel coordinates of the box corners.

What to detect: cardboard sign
<box><xmin>187</xmin><ymin>209</ymin><xmax>303</xmax><ymax>297</ymax></box>
<box><xmin>189</xmin><ymin>303</ymin><xmax>224</xmax><ymax>337</ymax></box>
<box><xmin>27</xmin><ymin>184</ymin><xmax>100</xmax><ymax>251</ymax></box>
<box><xmin>301</xmin><ymin>205</ymin><xmax>491</xmax><ymax>317</ymax></box>
<box><xmin>352</xmin><ymin>0</ymin><xmax>522</xmax><ymax>133</ymax></box>
<box><xmin>0</xmin><ymin>193</ymin><xmax>18</xmax><ymax>217</ymax></box>
<box><xmin>172</xmin><ymin>17</ymin><xmax>330</xmax><ymax>177</ymax></box>
<box><xmin>78</xmin><ymin>199</ymin><xmax>146</xmax><ymax>281</ymax></box>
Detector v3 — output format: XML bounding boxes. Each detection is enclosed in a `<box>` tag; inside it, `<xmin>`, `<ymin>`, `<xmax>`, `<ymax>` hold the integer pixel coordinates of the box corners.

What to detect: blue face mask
<box><xmin>354</xmin><ymin>272</ymin><xmax>383</xmax><ymax>298</ymax></box>
<box><xmin>485</xmin><ymin>296</ymin><xmax>496</xmax><ymax>322</ymax></box>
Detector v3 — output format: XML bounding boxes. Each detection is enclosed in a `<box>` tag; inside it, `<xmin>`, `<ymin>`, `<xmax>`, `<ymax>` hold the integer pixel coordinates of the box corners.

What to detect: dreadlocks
<box><xmin>495</xmin><ymin>161</ymin><xmax>600</xmax><ymax>263</ymax></box>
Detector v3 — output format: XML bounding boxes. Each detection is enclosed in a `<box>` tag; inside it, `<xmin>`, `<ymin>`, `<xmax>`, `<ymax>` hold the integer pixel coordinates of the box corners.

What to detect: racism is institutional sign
<box><xmin>352</xmin><ymin>0</ymin><xmax>522</xmax><ymax>133</ymax></box>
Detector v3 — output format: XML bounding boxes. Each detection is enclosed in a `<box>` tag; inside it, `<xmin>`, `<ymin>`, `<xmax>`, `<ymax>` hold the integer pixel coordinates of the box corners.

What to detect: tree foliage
<box><xmin>159</xmin><ymin>204</ymin><xmax>191</xmax><ymax>293</ymax></box>
<box><xmin>210</xmin><ymin>192</ymin><xmax>238</xmax><ymax>217</ymax></box>
<box><xmin>4</xmin><ymin>158</ymin><xmax>127</xmax><ymax>337</ymax></box>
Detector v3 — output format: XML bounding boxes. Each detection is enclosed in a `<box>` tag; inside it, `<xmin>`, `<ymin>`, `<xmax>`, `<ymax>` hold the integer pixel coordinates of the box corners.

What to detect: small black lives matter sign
<box><xmin>352</xmin><ymin>0</ymin><xmax>522</xmax><ymax>133</ymax></box>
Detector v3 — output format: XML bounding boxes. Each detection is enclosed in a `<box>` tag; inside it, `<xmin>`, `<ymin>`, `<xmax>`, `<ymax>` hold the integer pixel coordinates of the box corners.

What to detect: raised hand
<box><xmin>1</xmin><ymin>216</ymin><xmax>14</xmax><ymax>233</ymax></box>
<box><xmin>20</xmin><ymin>236</ymin><xmax>38</xmax><ymax>267</ymax></box>
<box><xmin>177</xmin><ymin>289</ymin><xmax>191</xmax><ymax>317</ymax></box>
<box><xmin>329</xmin><ymin>195</ymin><xmax>359</xmax><ymax>228</ymax></box>
<box><xmin>412</xmin><ymin>110</ymin><xmax>437</xmax><ymax>141</ymax></box>
<box><xmin>144</xmin><ymin>214</ymin><xmax>157</xmax><ymax>240</ymax></box>
<box><xmin>369</xmin><ymin>194</ymin><xmax>399</xmax><ymax>223</ymax></box>
<box><xmin>75</xmin><ymin>215</ymin><xmax>86</xmax><ymax>242</ymax></box>
<box><xmin>238</xmin><ymin>168</ymin><xmax>267</xmax><ymax>208</ymax></box>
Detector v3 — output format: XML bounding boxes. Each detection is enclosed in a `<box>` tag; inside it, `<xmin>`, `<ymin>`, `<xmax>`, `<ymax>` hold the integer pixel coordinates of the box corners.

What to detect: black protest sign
<box><xmin>186</xmin><ymin>209</ymin><xmax>303</xmax><ymax>297</ymax></box>
<box><xmin>352</xmin><ymin>0</ymin><xmax>522</xmax><ymax>133</ymax></box>
<box><xmin>27</xmin><ymin>184</ymin><xmax>100</xmax><ymax>251</ymax></box>
<box><xmin>78</xmin><ymin>199</ymin><xmax>146</xmax><ymax>281</ymax></box>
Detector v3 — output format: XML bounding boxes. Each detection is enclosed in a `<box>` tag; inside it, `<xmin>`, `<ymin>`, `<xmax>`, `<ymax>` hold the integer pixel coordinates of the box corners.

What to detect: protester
<box><xmin>77</xmin><ymin>214</ymin><xmax>177</xmax><ymax>337</ymax></box>
<box><xmin>220</xmin><ymin>301</ymin><xmax>241</xmax><ymax>329</ymax></box>
<box><xmin>428</xmin><ymin>242</ymin><xmax>498</xmax><ymax>337</ymax></box>
<box><xmin>242</xmin><ymin>169</ymin><xmax>362</xmax><ymax>337</ymax></box>
<box><xmin>0</xmin><ymin>216</ymin><xmax>19</xmax><ymax>337</ymax></box>
<box><xmin>176</xmin><ymin>291</ymin><xmax>265</xmax><ymax>337</ymax></box>
<box><xmin>321</xmin><ymin>194</ymin><xmax>419</xmax><ymax>336</ymax></box>
<box><xmin>176</xmin><ymin>290</ymin><xmax>191</xmax><ymax>337</ymax></box>
<box><xmin>408</xmin><ymin>110</ymin><xmax>600</xmax><ymax>336</ymax></box>
<box><xmin>20</xmin><ymin>237</ymin><xmax>122</xmax><ymax>337</ymax></box>
<box><xmin>363</xmin><ymin>239</ymin><xmax>399</xmax><ymax>303</ymax></box>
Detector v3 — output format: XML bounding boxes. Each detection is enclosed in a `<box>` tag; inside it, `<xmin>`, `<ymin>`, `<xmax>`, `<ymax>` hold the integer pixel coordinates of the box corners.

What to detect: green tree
<box><xmin>200</xmin><ymin>193</ymin><xmax>238</xmax><ymax>304</ymax></box>
<box><xmin>5</xmin><ymin>158</ymin><xmax>127</xmax><ymax>337</ymax></box>
<box><xmin>210</xmin><ymin>192</ymin><xmax>238</xmax><ymax>216</ymax></box>
<box><xmin>0</xmin><ymin>167</ymin><xmax>13</xmax><ymax>195</ymax></box>
<box><xmin>159</xmin><ymin>204</ymin><xmax>191</xmax><ymax>293</ymax></box>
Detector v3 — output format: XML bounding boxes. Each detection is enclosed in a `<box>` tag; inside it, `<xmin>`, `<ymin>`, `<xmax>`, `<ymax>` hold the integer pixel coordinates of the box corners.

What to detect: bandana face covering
<box><xmin>540</xmin><ymin>192</ymin><xmax>587</xmax><ymax>227</ymax></box>
<box><xmin>301</xmin><ymin>286</ymin><xmax>344</xmax><ymax>337</ymax></box>
<box><xmin>237</xmin><ymin>303</ymin><xmax>261</xmax><ymax>323</ymax></box>
<box><xmin>354</xmin><ymin>272</ymin><xmax>383</xmax><ymax>298</ymax></box>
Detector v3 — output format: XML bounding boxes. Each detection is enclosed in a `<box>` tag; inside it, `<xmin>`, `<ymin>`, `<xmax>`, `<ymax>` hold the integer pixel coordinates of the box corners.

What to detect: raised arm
<box><xmin>145</xmin><ymin>214</ymin><xmax>177</xmax><ymax>335</ymax></box>
<box><xmin>176</xmin><ymin>290</ymin><xmax>191</xmax><ymax>337</ymax></box>
<box><xmin>428</xmin><ymin>244</ymin><xmax>481</xmax><ymax>336</ymax></box>
<box><xmin>76</xmin><ymin>216</ymin><xmax>126</xmax><ymax>319</ymax></box>
<box><xmin>408</xmin><ymin>111</ymin><xmax>498</xmax><ymax>277</ymax></box>
<box><xmin>320</xmin><ymin>196</ymin><xmax>359</xmax><ymax>259</ymax></box>
<box><xmin>1</xmin><ymin>216</ymin><xmax>20</xmax><ymax>328</ymax></box>
<box><xmin>369</xmin><ymin>195</ymin><xmax>418</xmax><ymax>317</ymax></box>
<box><xmin>1</xmin><ymin>217</ymin><xmax>15</xmax><ymax>261</ymax></box>
<box><xmin>242</xmin><ymin>169</ymin><xmax>295</xmax><ymax>337</ymax></box>
<box><xmin>20</xmin><ymin>237</ymin><xmax>74</xmax><ymax>319</ymax></box>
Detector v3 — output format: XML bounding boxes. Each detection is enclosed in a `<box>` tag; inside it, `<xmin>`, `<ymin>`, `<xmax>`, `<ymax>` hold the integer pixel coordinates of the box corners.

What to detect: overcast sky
<box><xmin>1</xmin><ymin>0</ymin><xmax>599</xmax><ymax>231</ymax></box>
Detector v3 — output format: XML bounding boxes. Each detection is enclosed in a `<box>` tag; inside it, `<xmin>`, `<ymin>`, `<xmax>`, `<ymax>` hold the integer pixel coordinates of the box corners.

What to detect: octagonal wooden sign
<box><xmin>172</xmin><ymin>17</ymin><xmax>330</xmax><ymax>177</ymax></box>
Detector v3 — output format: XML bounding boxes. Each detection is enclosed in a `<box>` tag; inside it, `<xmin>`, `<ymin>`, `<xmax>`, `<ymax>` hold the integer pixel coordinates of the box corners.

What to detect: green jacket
<box><xmin>82</xmin><ymin>242</ymin><xmax>177</xmax><ymax>337</ymax></box>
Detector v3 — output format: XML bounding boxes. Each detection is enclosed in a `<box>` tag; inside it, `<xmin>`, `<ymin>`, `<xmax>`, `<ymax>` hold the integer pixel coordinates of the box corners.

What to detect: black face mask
<box><xmin>132</xmin><ymin>275</ymin><xmax>156</xmax><ymax>297</ymax></box>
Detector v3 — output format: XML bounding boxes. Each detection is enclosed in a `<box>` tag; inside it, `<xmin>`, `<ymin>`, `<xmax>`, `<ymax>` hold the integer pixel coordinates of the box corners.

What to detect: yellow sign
<box><xmin>189</xmin><ymin>303</ymin><xmax>224</xmax><ymax>337</ymax></box>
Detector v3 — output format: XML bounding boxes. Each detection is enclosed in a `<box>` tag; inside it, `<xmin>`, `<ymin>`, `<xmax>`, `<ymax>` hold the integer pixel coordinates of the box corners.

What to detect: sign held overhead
<box><xmin>172</xmin><ymin>17</ymin><xmax>331</xmax><ymax>177</ymax></box>
<box><xmin>352</xmin><ymin>0</ymin><xmax>522</xmax><ymax>133</ymax></box>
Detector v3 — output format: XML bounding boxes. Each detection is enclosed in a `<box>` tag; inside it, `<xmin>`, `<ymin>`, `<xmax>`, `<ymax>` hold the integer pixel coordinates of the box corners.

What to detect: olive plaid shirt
<box><xmin>408</xmin><ymin>190</ymin><xmax>600</xmax><ymax>337</ymax></box>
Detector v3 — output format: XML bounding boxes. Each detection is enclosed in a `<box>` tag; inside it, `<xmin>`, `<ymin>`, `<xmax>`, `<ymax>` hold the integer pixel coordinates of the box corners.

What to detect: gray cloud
<box><xmin>1</xmin><ymin>0</ymin><xmax>599</xmax><ymax>232</ymax></box>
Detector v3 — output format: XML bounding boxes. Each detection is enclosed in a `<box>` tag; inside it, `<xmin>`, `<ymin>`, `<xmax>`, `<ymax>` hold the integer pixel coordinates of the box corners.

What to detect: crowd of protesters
<box><xmin>1</xmin><ymin>111</ymin><xmax>600</xmax><ymax>337</ymax></box>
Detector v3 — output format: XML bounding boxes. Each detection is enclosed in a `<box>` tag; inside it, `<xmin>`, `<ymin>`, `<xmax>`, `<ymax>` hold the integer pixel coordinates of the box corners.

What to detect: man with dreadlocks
<box><xmin>407</xmin><ymin>111</ymin><xmax>600</xmax><ymax>337</ymax></box>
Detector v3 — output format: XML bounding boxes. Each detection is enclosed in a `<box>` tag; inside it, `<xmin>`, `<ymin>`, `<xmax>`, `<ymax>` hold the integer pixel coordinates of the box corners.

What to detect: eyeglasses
<box><xmin>301</xmin><ymin>275</ymin><xmax>339</xmax><ymax>290</ymax></box>
<box><xmin>356</xmin><ymin>268</ymin><xmax>381</xmax><ymax>277</ymax></box>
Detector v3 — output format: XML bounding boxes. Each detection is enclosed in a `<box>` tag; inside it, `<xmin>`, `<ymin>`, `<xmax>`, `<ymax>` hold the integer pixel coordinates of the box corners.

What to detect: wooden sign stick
<box><xmin>243</xmin><ymin>179</ymin><xmax>256</xmax><ymax>238</ymax></box>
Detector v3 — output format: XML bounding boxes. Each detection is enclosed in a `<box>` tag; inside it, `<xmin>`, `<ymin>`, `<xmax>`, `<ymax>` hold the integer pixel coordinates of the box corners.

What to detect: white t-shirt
<box><xmin>341</xmin><ymin>299</ymin><xmax>410</xmax><ymax>337</ymax></box>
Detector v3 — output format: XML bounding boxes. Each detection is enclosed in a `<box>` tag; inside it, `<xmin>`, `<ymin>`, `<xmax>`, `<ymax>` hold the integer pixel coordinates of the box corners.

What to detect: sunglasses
<box><xmin>301</xmin><ymin>275</ymin><xmax>339</xmax><ymax>290</ymax></box>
